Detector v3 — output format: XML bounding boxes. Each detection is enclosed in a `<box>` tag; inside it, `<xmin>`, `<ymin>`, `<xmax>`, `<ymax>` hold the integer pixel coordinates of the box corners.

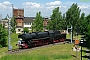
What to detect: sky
<box><xmin>0</xmin><ymin>0</ymin><xmax>90</xmax><ymax>18</ymax></box>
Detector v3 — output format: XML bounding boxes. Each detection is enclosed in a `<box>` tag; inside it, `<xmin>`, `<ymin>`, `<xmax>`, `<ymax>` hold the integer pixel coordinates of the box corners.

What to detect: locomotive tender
<box><xmin>17</xmin><ymin>30</ymin><xmax>66</xmax><ymax>49</ymax></box>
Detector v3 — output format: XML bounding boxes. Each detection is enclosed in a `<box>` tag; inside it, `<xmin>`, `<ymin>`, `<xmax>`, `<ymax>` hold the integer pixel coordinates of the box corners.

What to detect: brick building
<box><xmin>13</xmin><ymin>8</ymin><xmax>24</xmax><ymax>34</ymax></box>
<box><xmin>43</xmin><ymin>17</ymin><xmax>49</xmax><ymax>31</ymax></box>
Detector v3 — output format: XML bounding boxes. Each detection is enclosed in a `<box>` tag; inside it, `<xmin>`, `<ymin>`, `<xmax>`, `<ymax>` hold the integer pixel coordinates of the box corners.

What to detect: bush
<box><xmin>23</xmin><ymin>27</ymin><xmax>29</xmax><ymax>33</ymax></box>
<box><xmin>0</xmin><ymin>24</ymin><xmax>7</xmax><ymax>47</ymax></box>
<box><xmin>0</xmin><ymin>45</ymin><xmax>2</xmax><ymax>48</ymax></box>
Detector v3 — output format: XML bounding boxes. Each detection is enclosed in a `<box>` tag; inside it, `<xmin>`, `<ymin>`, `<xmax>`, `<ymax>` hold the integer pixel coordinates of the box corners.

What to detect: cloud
<box><xmin>46</xmin><ymin>1</ymin><xmax>61</xmax><ymax>6</ymax></box>
<box><xmin>22</xmin><ymin>1</ymin><xmax>67</xmax><ymax>17</ymax></box>
<box><xmin>0</xmin><ymin>3</ymin><xmax>6</xmax><ymax>9</ymax></box>
<box><xmin>3</xmin><ymin>1</ymin><xmax>11</xmax><ymax>5</ymax></box>
<box><xmin>23</xmin><ymin>2</ymin><xmax>42</xmax><ymax>8</ymax></box>
<box><xmin>78</xmin><ymin>4</ymin><xmax>90</xmax><ymax>15</ymax></box>
<box><xmin>0</xmin><ymin>1</ymin><xmax>12</xmax><ymax>9</ymax></box>
<box><xmin>46</xmin><ymin>1</ymin><xmax>64</xmax><ymax>10</ymax></box>
<box><xmin>0</xmin><ymin>1</ymin><xmax>12</xmax><ymax>17</ymax></box>
<box><xmin>79</xmin><ymin>5</ymin><xmax>90</xmax><ymax>9</ymax></box>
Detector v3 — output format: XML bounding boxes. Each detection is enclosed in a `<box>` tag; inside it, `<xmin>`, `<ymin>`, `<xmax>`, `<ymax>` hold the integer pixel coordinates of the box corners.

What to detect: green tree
<box><xmin>23</xmin><ymin>27</ymin><xmax>29</xmax><ymax>33</ymax></box>
<box><xmin>47</xmin><ymin>7</ymin><xmax>63</xmax><ymax>30</ymax></box>
<box><xmin>0</xmin><ymin>24</ymin><xmax>7</xmax><ymax>47</ymax></box>
<box><xmin>78</xmin><ymin>13</ymin><xmax>86</xmax><ymax>34</ymax></box>
<box><xmin>66</xmin><ymin>3</ymin><xmax>81</xmax><ymax>41</ymax></box>
<box><xmin>66</xmin><ymin>3</ymin><xmax>81</xmax><ymax>30</ymax></box>
<box><xmin>62</xmin><ymin>13</ymin><xmax>67</xmax><ymax>30</ymax></box>
<box><xmin>11</xmin><ymin>17</ymin><xmax>16</xmax><ymax>33</ymax></box>
<box><xmin>83</xmin><ymin>14</ymin><xmax>90</xmax><ymax>49</ymax></box>
<box><xmin>32</xmin><ymin>12</ymin><xmax>43</xmax><ymax>32</ymax></box>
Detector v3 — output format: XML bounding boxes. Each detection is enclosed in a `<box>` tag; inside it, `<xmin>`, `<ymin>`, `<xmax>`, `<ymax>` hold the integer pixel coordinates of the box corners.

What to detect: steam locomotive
<box><xmin>17</xmin><ymin>30</ymin><xmax>66</xmax><ymax>49</ymax></box>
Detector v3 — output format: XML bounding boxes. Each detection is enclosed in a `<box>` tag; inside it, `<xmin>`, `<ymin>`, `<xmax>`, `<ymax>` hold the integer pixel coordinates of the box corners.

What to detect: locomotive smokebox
<box><xmin>18</xmin><ymin>34</ymin><xmax>22</xmax><ymax>38</ymax></box>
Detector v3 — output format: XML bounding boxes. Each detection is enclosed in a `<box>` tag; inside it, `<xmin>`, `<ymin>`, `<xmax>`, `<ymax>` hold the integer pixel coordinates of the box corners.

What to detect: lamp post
<box><xmin>7</xmin><ymin>14</ymin><xmax>12</xmax><ymax>51</ymax></box>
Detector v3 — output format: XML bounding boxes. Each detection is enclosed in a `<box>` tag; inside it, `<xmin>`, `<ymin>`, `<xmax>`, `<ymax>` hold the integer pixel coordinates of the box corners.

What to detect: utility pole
<box><xmin>67</xmin><ymin>25</ymin><xmax>73</xmax><ymax>43</ymax></box>
<box><xmin>7</xmin><ymin>14</ymin><xmax>12</xmax><ymax>51</ymax></box>
<box><xmin>12</xmin><ymin>4</ymin><xmax>14</xmax><ymax>17</ymax></box>
<box><xmin>0</xmin><ymin>14</ymin><xmax>2</xmax><ymax>21</ymax></box>
<box><xmin>0</xmin><ymin>14</ymin><xmax>2</xmax><ymax>24</ymax></box>
<box><xmin>80</xmin><ymin>39</ymin><xmax>83</xmax><ymax>60</ymax></box>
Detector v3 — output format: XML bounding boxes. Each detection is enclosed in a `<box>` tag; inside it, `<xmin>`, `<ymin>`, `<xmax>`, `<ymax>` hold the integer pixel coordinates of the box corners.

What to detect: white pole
<box><xmin>71</xmin><ymin>25</ymin><xmax>72</xmax><ymax>43</ymax></box>
<box><xmin>67</xmin><ymin>26</ymin><xmax>68</xmax><ymax>34</ymax></box>
<box><xmin>7</xmin><ymin>14</ymin><xmax>12</xmax><ymax>51</ymax></box>
<box><xmin>67</xmin><ymin>25</ymin><xmax>73</xmax><ymax>43</ymax></box>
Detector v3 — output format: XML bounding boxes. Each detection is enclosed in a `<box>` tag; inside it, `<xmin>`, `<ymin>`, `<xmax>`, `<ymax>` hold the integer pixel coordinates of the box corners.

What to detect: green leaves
<box><xmin>83</xmin><ymin>14</ymin><xmax>90</xmax><ymax>49</ymax></box>
<box><xmin>47</xmin><ymin>7</ymin><xmax>64</xmax><ymax>30</ymax></box>
<box><xmin>32</xmin><ymin>11</ymin><xmax>43</xmax><ymax>32</ymax></box>
<box><xmin>66</xmin><ymin>3</ymin><xmax>81</xmax><ymax>28</ymax></box>
<box><xmin>23</xmin><ymin>27</ymin><xmax>29</xmax><ymax>33</ymax></box>
<box><xmin>0</xmin><ymin>24</ymin><xmax>7</xmax><ymax>47</ymax></box>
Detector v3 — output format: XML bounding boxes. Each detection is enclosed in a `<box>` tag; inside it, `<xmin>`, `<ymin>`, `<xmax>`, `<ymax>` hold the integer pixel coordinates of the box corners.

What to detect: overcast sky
<box><xmin>0</xmin><ymin>0</ymin><xmax>90</xmax><ymax>18</ymax></box>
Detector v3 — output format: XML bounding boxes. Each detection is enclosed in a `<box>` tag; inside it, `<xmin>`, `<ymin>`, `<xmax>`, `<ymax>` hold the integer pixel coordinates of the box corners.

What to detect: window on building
<box><xmin>28</xmin><ymin>23</ymin><xmax>29</xmax><ymax>25</ymax></box>
<box><xmin>25</xmin><ymin>22</ymin><xmax>30</xmax><ymax>25</ymax></box>
<box><xmin>29</xmin><ymin>22</ymin><xmax>31</xmax><ymax>25</ymax></box>
<box><xmin>24</xmin><ymin>23</ymin><xmax>27</xmax><ymax>25</ymax></box>
<box><xmin>18</xmin><ymin>29</ymin><xmax>21</xmax><ymax>32</ymax></box>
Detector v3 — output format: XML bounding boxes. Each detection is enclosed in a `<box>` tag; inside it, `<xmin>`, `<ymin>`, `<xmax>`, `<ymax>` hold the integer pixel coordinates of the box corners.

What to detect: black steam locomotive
<box><xmin>17</xmin><ymin>30</ymin><xmax>66</xmax><ymax>49</ymax></box>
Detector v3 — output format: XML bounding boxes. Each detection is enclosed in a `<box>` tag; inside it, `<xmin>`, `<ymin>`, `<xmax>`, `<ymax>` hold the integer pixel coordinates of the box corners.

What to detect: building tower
<box><xmin>13</xmin><ymin>8</ymin><xmax>24</xmax><ymax>33</ymax></box>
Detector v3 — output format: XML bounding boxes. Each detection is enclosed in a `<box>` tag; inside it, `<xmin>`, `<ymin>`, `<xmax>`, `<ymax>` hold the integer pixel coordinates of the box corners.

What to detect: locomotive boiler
<box><xmin>17</xmin><ymin>30</ymin><xmax>66</xmax><ymax>49</ymax></box>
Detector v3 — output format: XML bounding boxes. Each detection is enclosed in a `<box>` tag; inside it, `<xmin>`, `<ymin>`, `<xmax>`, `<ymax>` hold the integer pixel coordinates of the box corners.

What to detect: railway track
<box><xmin>7</xmin><ymin>42</ymin><xmax>65</xmax><ymax>54</ymax></box>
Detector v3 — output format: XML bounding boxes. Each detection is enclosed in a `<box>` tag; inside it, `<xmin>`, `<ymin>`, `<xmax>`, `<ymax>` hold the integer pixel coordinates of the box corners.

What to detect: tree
<box><xmin>78</xmin><ymin>13</ymin><xmax>86</xmax><ymax>34</ymax></box>
<box><xmin>23</xmin><ymin>27</ymin><xmax>29</xmax><ymax>33</ymax></box>
<box><xmin>11</xmin><ymin>17</ymin><xmax>16</xmax><ymax>33</ymax></box>
<box><xmin>62</xmin><ymin>13</ymin><xmax>67</xmax><ymax>30</ymax></box>
<box><xmin>83</xmin><ymin>14</ymin><xmax>90</xmax><ymax>49</ymax></box>
<box><xmin>32</xmin><ymin>12</ymin><xmax>43</xmax><ymax>32</ymax></box>
<box><xmin>66</xmin><ymin>3</ymin><xmax>81</xmax><ymax>41</ymax></box>
<box><xmin>0</xmin><ymin>24</ymin><xmax>7</xmax><ymax>47</ymax></box>
<box><xmin>47</xmin><ymin>7</ymin><xmax>63</xmax><ymax>30</ymax></box>
<box><xmin>66</xmin><ymin>3</ymin><xmax>81</xmax><ymax>31</ymax></box>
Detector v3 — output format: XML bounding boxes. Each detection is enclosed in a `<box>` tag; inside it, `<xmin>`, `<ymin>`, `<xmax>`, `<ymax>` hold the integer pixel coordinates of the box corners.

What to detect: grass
<box><xmin>1</xmin><ymin>44</ymin><xmax>79</xmax><ymax>60</ymax></box>
<box><xmin>66</xmin><ymin>33</ymin><xmax>82</xmax><ymax>40</ymax></box>
<box><xmin>0</xmin><ymin>33</ymin><xmax>87</xmax><ymax>60</ymax></box>
<box><xmin>0</xmin><ymin>33</ymin><xmax>18</xmax><ymax>58</ymax></box>
<box><xmin>1</xmin><ymin>54</ymin><xmax>72</xmax><ymax>60</ymax></box>
<box><xmin>10</xmin><ymin>33</ymin><xmax>18</xmax><ymax>49</ymax></box>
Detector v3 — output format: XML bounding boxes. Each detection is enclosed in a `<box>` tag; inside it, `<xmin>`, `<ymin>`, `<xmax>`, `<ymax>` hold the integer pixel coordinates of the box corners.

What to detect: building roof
<box><xmin>2</xmin><ymin>19</ymin><xmax>8</xmax><ymax>21</ymax></box>
<box><xmin>24</xmin><ymin>17</ymin><xmax>35</xmax><ymax>23</ymax></box>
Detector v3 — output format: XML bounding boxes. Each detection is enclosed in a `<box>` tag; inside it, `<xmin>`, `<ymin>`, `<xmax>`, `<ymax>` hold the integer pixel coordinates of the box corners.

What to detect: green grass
<box><xmin>0</xmin><ymin>33</ymin><xmax>18</xmax><ymax>58</ymax></box>
<box><xmin>10</xmin><ymin>33</ymin><xmax>18</xmax><ymax>49</ymax></box>
<box><xmin>66</xmin><ymin>33</ymin><xmax>82</xmax><ymax>40</ymax></box>
<box><xmin>1</xmin><ymin>44</ymin><xmax>78</xmax><ymax>60</ymax></box>
<box><xmin>0</xmin><ymin>33</ymin><xmax>87</xmax><ymax>60</ymax></box>
<box><xmin>1</xmin><ymin>54</ymin><xmax>72</xmax><ymax>60</ymax></box>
